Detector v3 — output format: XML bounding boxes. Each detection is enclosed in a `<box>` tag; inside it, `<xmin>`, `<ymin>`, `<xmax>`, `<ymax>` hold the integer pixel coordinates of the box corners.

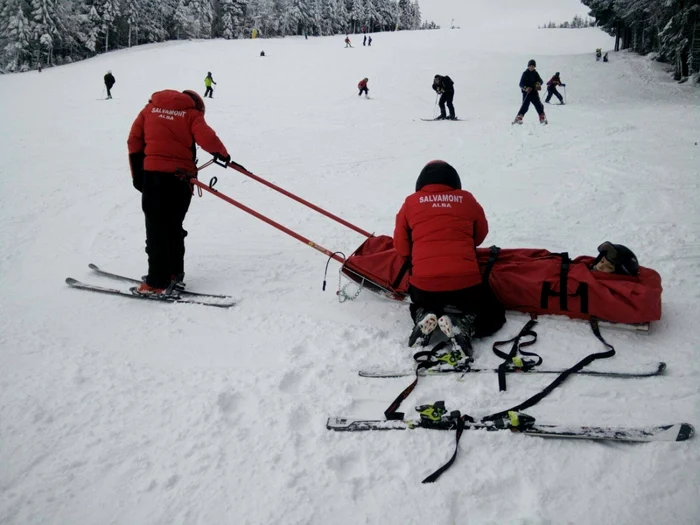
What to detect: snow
<box><xmin>2</xmin><ymin>0</ymin><xmax>700</xmax><ymax>523</ymax></box>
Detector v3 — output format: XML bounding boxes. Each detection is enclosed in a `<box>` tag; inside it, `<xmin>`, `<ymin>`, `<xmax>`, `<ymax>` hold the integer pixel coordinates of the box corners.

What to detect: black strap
<box><xmin>383</xmin><ymin>341</ymin><xmax>451</xmax><ymax>420</ymax></box>
<box><xmin>492</xmin><ymin>319</ymin><xmax>540</xmax><ymax>391</ymax></box>
<box><xmin>422</xmin><ymin>412</ymin><xmax>469</xmax><ymax>484</ymax></box>
<box><xmin>483</xmin><ymin>319</ymin><xmax>615</xmax><ymax>422</ymax></box>
<box><xmin>391</xmin><ymin>258</ymin><xmax>411</xmax><ymax>290</ymax></box>
<box><xmin>539</xmin><ymin>253</ymin><xmax>589</xmax><ymax>315</ymax></box>
<box><xmin>482</xmin><ymin>245</ymin><xmax>500</xmax><ymax>283</ymax></box>
<box><xmin>423</xmin><ymin>319</ymin><xmax>617</xmax><ymax>483</ymax></box>
<box><xmin>559</xmin><ymin>253</ymin><xmax>570</xmax><ymax>310</ymax></box>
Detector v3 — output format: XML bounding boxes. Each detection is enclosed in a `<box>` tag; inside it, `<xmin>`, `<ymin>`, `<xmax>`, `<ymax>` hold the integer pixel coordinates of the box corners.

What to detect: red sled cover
<box><xmin>341</xmin><ymin>238</ymin><xmax>662</xmax><ymax>324</ymax></box>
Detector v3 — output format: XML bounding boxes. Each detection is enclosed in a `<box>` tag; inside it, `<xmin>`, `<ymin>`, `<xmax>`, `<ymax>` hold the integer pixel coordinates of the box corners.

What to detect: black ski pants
<box><xmin>141</xmin><ymin>171</ymin><xmax>192</xmax><ymax>289</ymax></box>
<box><xmin>518</xmin><ymin>90</ymin><xmax>544</xmax><ymax>117</ymax></box>
<box><xmin>204</xmin><ymin>86</ymin><xmax>213</xmax><ymax>98</ymax></box>
<box><xmin>545</xmin><ymin>86</ymin><xmax>563</xmax><ymax>103</ymax></box>
<box><xmin>409</xmin><ymin>282</ymin><xmax>506</xmax><ymax>338</ymax></box>
<box><xmin>358</xmin><ymin>87</ymin><xmax>368</xmax><ymax>96</ymax></box>
<box><xmin>105</xmin><ymin>85</ymin><xmax>113</xmax><ymax>98</ymax></box>
<box><xmin>439</xmin><ymin>91</ymin><xmax>455</xmax><ymax>118</ymax></box>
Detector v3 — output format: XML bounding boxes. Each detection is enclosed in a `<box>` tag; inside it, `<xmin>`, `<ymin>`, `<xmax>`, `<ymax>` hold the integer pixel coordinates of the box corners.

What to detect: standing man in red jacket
<box><xmin>394</xmin><ymin>161</ymin><xmax>505</xmax><ymax>358</ymax></box>
<box><xmin>127</xmin><ymin>89</ymin><xmax>230</xmax><ymax>295</ymax></box>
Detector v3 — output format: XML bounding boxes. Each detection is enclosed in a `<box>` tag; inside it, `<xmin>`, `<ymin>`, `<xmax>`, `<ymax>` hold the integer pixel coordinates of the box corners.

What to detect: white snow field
<box><xmin>2</xmin><ymin>0</ymin><xmax>700</xmax><ymax>523</ymax></box>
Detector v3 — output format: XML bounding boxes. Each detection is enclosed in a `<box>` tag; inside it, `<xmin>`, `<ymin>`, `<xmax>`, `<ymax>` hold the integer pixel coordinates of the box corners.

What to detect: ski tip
<box><xmin>677</xmin><ymin>423</ymin><xmax>695</xmax><ymax>441</ymax></box>
<box><xmin>657</xmin><ymin>362</ymin><xmax>667</xmax><ymax>373</ymax></box>
<box><xmin>88</xmin><ymin>263</ymin><xmax>99</xmax><ymax>270</ymax></box>
<box><xmin>65</xmin><ymin>277</ymin><xmax>79</xmax><ymax>285</ymax></box>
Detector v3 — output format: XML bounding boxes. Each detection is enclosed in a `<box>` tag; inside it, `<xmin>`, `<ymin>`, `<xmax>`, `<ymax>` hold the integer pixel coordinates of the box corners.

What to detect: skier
<box><xmin>204</xmin><ymin>72</ymin><xmax>216</xmax><ymax>98</ymax></box>
<box><xmin>432</xmin><ymin>74</ymin><xmax>456</xmax><ymax>120</ymax></box>
<box><xmin>345</xmin><ymin>35</ymin><xmax>353</xmax><ymax>48</ymax></box>
<box><xmin>363</xmin><ymin>35</ymin><xmax>367</xmax><ymax>46</ymax></box>
<box><xmin>596</xmin><ymin>48</ymin><xmax>602</xmax><ymax>61</ymax></box>
<box><xmin>513</xmin><ymin>59</ymin><xmax>546</xmax><ymax>125</ymax></box>
<box><xmin>358</xmin><ymin>77</ymin><xmax>369</xmax><ymax>98</ymax></box>
<box><xmin>393</xmin><ymin>160</ymin><xmax>506</xmax><ymax>358</ymax></box>
<box><xmin>603</xmin><ymin>52</ymin><xmax>609</xmax><ymax>63</ymax></box>
<box><xmin>104</xmin><ymin>70</ymin><xmax>115</xmax><ymax>99</ymax></box>
<box><xmin>368</xmin><ymin>35</ymin><xmax>372</xmax><ymax>46</ymax></box>
<box><xmin>127</xmin><ymin>89</ymin><xmax>231</xmax><ymax>295</ymax></box>
<box><xmin>545</xmin><ymin>72</ymin><xmax>566</xmax><ymax>104</ymax></box>
<box><xmin>592</xmin><ymin>242</ymin><xmax>639</xmax><ymax>276</ymax></box>
<box><xmin>260</xmin><ymin>51</ymin><xmax>266</xmax><ymax>57</ymax></box>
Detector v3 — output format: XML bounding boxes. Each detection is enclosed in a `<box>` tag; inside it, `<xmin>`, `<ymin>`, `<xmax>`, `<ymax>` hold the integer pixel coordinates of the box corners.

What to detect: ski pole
<box><xmin>563</xmin><ymin>86</ymin><xmax>567</xmax><ymax>104</ymax></box>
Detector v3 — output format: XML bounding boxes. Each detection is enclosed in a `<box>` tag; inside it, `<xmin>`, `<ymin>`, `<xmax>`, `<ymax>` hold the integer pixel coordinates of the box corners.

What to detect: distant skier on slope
<box><xmin>204</xmin><ymin>72</ymin><xmax>216</xmax><ymax>98</ymax></box>
<box><xmin>127</xmin><ymin>90</ymin><xmax>231</xmax><ymax>296</ymax></box>
<box><xmin>104</xmin><ymin>71</ymin><xmax>115</xmax><ymax>99</ymax></box>
<box><xmin>358</xmin><ymin>77</ymin><xmax>369</xmax><ymax>98</ymax></box>
<box><xmin>345</xmin><ymin>35</ymin><xmax>353</xmax><ymax>48</ymax></box>
<box><xmin>545</xmin><ymin>72</ymin><xmax>566</xmax><ymax>104</ymax></box>
<box><xmin>393</xmin><ymin>160</ymin><xmax>505</xmax><ymax>358</ymax></box>
<box><xmin>432</xmin><ymin>74</ymin><xmax>456</xmax><ymax>120</ymax></box>
<box><xmin>513</xmin><ymin>59</ymin><xmax>547</xmax><ymax>125</ymax></box>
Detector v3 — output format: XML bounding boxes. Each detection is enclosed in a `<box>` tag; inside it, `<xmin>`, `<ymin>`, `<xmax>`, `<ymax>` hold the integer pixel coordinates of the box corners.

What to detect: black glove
<box><xmin>214</xmin><ymin>152</ymin><xmax>231</xmax><ymax>164</ymax></box>
<box><xmin>129</xmin><ymin>152</ymin><xmax>145</xmax><ymax>192</ymax></box>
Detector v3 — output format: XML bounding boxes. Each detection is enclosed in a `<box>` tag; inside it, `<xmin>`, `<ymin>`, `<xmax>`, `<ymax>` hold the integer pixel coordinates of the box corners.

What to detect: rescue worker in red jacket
<box><xmin>358</xmin><ymin>77</ymin><xmax>369</xmax><ymax>97</ymax></box>
<box><xmin>394</xmin><ymin>161</ymin><xmax>505</xmax><ymax>357</ymax></box>
<box><xmin>127</xmin><ymin>89</ymin><xmax>230</xmax><ymax>295</ymax></box>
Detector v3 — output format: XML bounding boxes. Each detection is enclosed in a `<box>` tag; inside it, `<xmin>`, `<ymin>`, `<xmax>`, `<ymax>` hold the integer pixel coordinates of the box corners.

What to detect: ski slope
<box><xmin>2</xmin><ymin>0</ymin><xmax>700</xmax><ymax>523</ymax></box>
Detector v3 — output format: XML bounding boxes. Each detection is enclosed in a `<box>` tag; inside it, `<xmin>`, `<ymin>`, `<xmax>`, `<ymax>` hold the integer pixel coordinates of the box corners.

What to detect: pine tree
<box><xmin>3</xmin><ymin>2</ymin><xmax>31</xmax><ymax>70</ymax></box>
<box><xmin>101</xmin><ymin>0</ymin><xmax>119</xmax><ymax>51</ymax></box>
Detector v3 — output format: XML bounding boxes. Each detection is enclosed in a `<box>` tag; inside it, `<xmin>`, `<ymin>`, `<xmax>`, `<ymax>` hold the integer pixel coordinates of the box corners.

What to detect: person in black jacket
<box><xmin>432</xmin><ymin>75</ymin><xmax>456</xmax><ymax>120</ymax></box>
<box><xmin>104</xmin><ymin>71</ymin><xmax>115</xmax><ymax>99</ymax></box>
<box><xmin>513</xmin><ymin>59</ymin><xmax>546</xmax><ymax>124</ymax></box>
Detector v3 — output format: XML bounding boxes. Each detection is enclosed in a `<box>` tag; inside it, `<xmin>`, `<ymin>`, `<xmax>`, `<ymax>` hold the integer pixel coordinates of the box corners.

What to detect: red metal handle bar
<box><xmin>225</xmin><ymin>161</ymin><xmax>372</xmax><ymax>238</ymax></box>
<box><xmin>191</xmin><ymin>179</ymin><xmax>346</xmax><ymax>264</ymax></box>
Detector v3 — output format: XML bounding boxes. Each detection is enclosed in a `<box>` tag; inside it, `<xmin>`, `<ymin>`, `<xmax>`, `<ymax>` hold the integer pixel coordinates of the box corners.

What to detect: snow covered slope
<box><xmin>1</xmin><ymin>2</ymin><xmax>700</xmax><ymax>524</ymax></box>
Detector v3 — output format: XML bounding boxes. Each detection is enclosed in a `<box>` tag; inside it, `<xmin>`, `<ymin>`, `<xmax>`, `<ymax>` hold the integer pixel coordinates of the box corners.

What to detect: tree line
<box><xmin>582</xmin><ymin>0</ymin><xmax>700</xmax><ymax>81</ymax></box>
<box><xmin>0</xmin><ymin>0</ymin><xmax>430</xmax><ymax>72</ymax></box>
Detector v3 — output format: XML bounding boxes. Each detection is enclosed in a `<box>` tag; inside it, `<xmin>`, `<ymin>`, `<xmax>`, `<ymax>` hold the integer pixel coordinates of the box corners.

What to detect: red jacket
<box><xmin>393</xmin><ymin>183</ymin><xmax>488</xmax><ymax>292</ymax></box>
<box><xmin>358</xmin><ymin>79</ymin><xmax>368</xmax><ymax>89</ymax></box>
<box><xmin>547</xmin><ymin>76</ymin><xmax>562</xmax><ymax>87</ymax></box>
<box><xmin>127</xmin><ymin>90</ymin><xmax>228</xmax><ymax>175</ymax></box>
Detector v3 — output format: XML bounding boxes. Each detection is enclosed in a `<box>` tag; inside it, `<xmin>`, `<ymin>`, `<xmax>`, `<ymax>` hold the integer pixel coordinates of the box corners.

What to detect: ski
<box><xmin>65</xmin><ymin>278</ymin><xmax>236</xmax><ymax>308</ymax></box>
<box><xmin>420</xmin><ymin>118</ymin><xmax>464</xmax><ymax>121</ymax></box>
<box><xmin>326</xmin><ymin>416</ymin><xmax>695</xmax><ymax>442</ymax></box>
<box><xmin>87</xmin><ymin>263</ymin><xmax>231</xmax><ymax>299</ymax></box>
<box><xmin>358</xmin><ymin>361</ymin><xmax>666</xmax><ymax>379</ymax></box>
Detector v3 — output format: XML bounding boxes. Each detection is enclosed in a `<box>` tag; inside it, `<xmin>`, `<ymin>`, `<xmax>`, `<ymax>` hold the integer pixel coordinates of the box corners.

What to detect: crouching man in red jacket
<box><xmin>393</xmin><ymin>161</ymin><xmax>505</xmax><ymax>361</ymax></box>
<box><xmin>128</xmin><ymin>89</ymin><xmax>230</xmax><ymax>295</ymax></box>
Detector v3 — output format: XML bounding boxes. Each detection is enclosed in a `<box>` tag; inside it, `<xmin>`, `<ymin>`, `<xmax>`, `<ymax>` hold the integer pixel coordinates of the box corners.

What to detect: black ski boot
<box><xmin>408</xmin><ymin>308</ymin><xmax>439</xmax><ymax>347</ymax></box>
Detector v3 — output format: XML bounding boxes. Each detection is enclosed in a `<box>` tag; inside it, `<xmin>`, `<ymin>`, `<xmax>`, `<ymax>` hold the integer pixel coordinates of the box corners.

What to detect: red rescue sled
<box><xmin>194</xmin><ymin>160</ymin><xmax>662</xmax><ymax>326</ymax></box>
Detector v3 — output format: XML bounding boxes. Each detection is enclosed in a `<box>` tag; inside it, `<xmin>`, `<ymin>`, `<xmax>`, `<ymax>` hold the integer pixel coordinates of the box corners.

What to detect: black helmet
<box><xmin>528</xmin><ymin>59</ymin><xmax>536</xmax><ymax>67</ymax></box>
<box><xmin>415</xmin><ymin>161</ymin><xmax>461</xmax><ymax>191</ymax></box>
<box><xmin>555</xmin><ymin>72</ymin><xmax>560</xmax><ymax>76</ymax></box>
<box><xmin>596</xmin><ymin>242</ymin><xmax>639</xmax><ymax>276</ymax></box>
<box><xmin>207</xmin><ymin>71</ymin><xmax>212</xmax><ymax>75</ymax></box>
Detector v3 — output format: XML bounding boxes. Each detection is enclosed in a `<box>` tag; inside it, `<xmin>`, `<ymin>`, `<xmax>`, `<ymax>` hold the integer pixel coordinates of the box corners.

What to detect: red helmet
<box><xmin>182</xmin><ymin>90</ymin><xmax>205</xmax><ymax>115</ymax></box>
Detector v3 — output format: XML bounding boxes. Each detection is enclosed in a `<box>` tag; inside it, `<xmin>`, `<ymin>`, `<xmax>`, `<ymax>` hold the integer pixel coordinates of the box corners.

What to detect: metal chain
<box><xmin>337</xmin><ymin>269</ymin><xmax>363</xmax><ymax>302</ymax></box>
